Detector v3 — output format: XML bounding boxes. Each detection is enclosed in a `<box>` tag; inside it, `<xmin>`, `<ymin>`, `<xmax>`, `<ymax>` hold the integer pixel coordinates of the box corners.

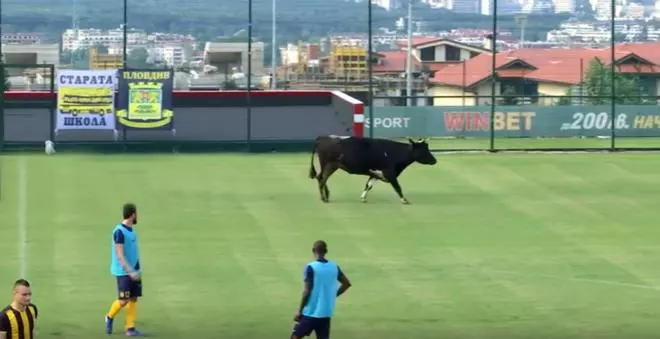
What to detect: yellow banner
<box><xmin>116</xmin><ymin>69</ymin><xmax>175</xmax><ymax>130</ymax></box>
<box><xmin>57</xmin><ymin>87</ymin><xmax>114</xmax><ymax>116</ymax></box>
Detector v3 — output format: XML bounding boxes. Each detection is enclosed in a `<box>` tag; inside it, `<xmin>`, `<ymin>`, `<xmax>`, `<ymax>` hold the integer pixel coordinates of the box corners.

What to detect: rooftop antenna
<box><xmin>514</xmin><ymin>13</ymin><xmax>528</xmax><ymax>49</ymax></box>
<box><xmin>71</xmin><ymin>0</ymin><xmax>79</xmax><ymax>66</ymax></box>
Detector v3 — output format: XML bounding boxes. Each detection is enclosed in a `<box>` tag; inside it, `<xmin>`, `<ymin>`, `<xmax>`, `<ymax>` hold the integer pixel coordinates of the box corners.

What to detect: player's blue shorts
<box><xmin>292</xmin><ymin>316</ymin><xmax>330</xmax><ymax>339</ymax></box>
<box><xmin>116</xmin><ymin>275</ymin><xmax>142</xmax><ymax>299</ymax></box>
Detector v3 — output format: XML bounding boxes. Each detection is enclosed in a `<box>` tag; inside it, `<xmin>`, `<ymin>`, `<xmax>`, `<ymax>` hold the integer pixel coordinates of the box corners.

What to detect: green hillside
<box><xmin>1</xmin><ymin>0</ymin><xmax>568</xmax><ymax>44</ymax></box>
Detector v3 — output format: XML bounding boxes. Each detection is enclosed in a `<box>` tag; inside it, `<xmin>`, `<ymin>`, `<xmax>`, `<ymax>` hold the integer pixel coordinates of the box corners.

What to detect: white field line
<box><xmin>433</xmin><ymin>150</ymin><xmax>660</xmax><ymax>155</ymax></box>
<box><xmin>18</xmin><ymin>157</ymin><xmax>28</xmax><ymax>278</ymax></box>
<box><xmin>487</xmin><ymin>269</ymin><xmax>660</xmax><ymax>291</ymax></box>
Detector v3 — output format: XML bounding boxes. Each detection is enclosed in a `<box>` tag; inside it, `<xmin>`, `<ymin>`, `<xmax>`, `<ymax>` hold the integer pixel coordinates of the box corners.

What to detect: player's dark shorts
<box><xmin>292</xmin><ymin>316</ymin><xmax>331</xmax><ymax>339</ymax></box>
<box><xmin>116</xmin><ymin>275</ymin><xmax>143</xmax><ymax>299</ymax></box>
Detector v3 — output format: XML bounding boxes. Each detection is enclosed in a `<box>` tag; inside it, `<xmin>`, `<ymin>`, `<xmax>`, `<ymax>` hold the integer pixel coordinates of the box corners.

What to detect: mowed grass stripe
<box><xmin>439</xmin><ymin>157</ymin><xmax>657</xmax><ymax>333</ymax></box>
<box><xmin>38</xmin><ymin>158</ymin><xmax>110</xmax><ymax>334</ymax></box>
<box><xmin>3</xmin><ymin>153</ymin><xmax>660</xmax><ymax>338</ymax></box>
<box><xmin>143</xmin><ymin>156</ymin><xmax>279</xmax><ymax>335</ymax></box>
<box><xmin>267</xmin><ymin>155</ymin><xmax>468</xmax><ymax>337</ymax></box>
<box><xmin>424</xmin><ymin>168</ymin><xmax>580</xmax><ymax>338</ymax></box>
<box><xmin>444</xmin><ymin>158</ymin><xmax>654</xmax><ymax>284</ymax></box>
<box><xmin>0</xmin><ymin>156</ymin><xmax>19</xmax><ymax>276</ymax></box>
<box><xmin>495</xmin><ymin>159</ymin><xmax>660</xmax><ymax>288</ymax></box>
<box><xmin>307</xmin><ymin>161</ymin><xmax>556</xmax><ymax>336</ymax></box>
<box><xmin>260</xmin><ymin>155</ymin><xmax>416</xmax><ymax>333</ymax></box>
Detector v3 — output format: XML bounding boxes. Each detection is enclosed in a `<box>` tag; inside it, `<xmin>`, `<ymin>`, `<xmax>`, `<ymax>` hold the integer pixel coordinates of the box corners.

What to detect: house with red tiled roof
<box><xmin>278</xmin><ymin>37</ymin><xmax>490</xmax><ymax>95</ymax></box>
<box><xmin>372</xmin><ymin>38</ymin><xmax>491</xmax><ymax>75</ymax></box>
<box><xmin>429</xmin><ymin>42</ymin><xmax>660</xmax><ymax>106</ymax></box>
<box><xmin>364</xmin><ymin>38</ymin><xmax>491</xmax><ymax>103</ymax></box>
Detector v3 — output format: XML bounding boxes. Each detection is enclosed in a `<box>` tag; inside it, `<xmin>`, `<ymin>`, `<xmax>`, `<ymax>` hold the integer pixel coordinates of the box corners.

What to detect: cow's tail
<box><xmin>309</xmin><ymin>141</ymin><xmax>318</xmax><ymax>179</ymax></box>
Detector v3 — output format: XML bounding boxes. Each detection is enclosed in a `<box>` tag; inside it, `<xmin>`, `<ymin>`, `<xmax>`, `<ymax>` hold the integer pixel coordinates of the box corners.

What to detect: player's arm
<box><xmin>296</xmin><ymin>265</ymin><xmax>314</xmax><ymax>317</ymax></box>
<box><xmin>337</xmin><ymin>266</ymin><xmax>352</xmax><ymax>297</ymax></box>
<box><xmin>31</xmin><ymin>304</ymin><xmax>38</xmax><ymax>336</ymax></box>
<box><xmin>113</xmin><ymin>230</ymin><xmax>137</xmax><ymax>275</ymax></box>
<box><xmin>0</xmin><ymin>311</ymin><xmax>9</xmax><ymax>339</ymax></box>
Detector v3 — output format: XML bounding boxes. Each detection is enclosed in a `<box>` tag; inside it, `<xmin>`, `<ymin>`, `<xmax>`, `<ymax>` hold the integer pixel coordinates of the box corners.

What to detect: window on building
<box><xmin>420</xmin><ymin>47</ymin><xmax>435</xmax><ymax>62</ymax></box>
<box><xmin>638</xmin><ymin>76</ymin><xmax>656</xmax><ymax>99</ymax></box>
<box><xmin>499</xmin><ymin>79</ymin><xmax>539</xmax><ymax>104</ymax></box>
<box><xmin>445</xmin><ymin>45</ymin><xmax>461</xmax><ymax>61</ymax></box>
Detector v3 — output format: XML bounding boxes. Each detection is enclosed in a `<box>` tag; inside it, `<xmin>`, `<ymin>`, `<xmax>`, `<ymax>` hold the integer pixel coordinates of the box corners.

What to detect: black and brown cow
<box><xmin>308</xmin><ymin>135</ymin><xmax>437</xmax><ymax>204</ymax></box>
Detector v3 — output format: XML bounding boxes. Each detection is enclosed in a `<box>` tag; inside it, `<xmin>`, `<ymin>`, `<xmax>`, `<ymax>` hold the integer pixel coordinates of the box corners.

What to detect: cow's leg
<box><xmin>316</xmin><ymin>159</ymin><xmax>328</xmax><ymax>201</ymax></box>
<box><xmin>317</xmin><ymin>160</ymin><xmax>333</xmax><ymax>201</ymax></box>
<box><xmin>384</xmin><ymin>171</ymin><xmax>409</xmax><ymax>204</ymax></box>
<box><xmin>323</xmin><ymin>182</ymin><xmax>330</xmax><ymax>201</ymax></box>
<box><xmin>368</xmin><ymin>169</ymin><xmax>388</xmax><ymax>182</ymax></box>
<box><xmin>318</xmin><ymin>162</ymin><xmax>339</xmax><ymax>203</ymax></box>
<box><xmin>360</xmin><ymin>176</ymin><xmax>377</xmax><ymax>203</ymax></box>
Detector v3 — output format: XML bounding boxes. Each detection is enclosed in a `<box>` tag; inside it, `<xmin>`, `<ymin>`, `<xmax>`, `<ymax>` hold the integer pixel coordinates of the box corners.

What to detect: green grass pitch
<box><xmin>2</xmin><ymin>151</ymin><xmax>660</xmax><ymax>338</ymax></box>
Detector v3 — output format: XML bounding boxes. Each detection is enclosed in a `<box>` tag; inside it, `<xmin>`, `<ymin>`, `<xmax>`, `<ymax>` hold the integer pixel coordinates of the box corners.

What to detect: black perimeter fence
<box><xmin>3</xmin><ymin>0</ymin><xmax>659</xmax><ymax>152</ymax></box>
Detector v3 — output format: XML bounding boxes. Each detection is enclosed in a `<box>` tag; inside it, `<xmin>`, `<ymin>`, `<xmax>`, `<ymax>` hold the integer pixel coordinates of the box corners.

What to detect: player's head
<box><xmin>312</xmin><ymin>240</ymin><xmax>328</xmax><ymax>258</ymax></box>
<box><xmin>12</xmin><ymin>279</ymin><xmax>31</xmax><ymax>306</ymax></box>
<box><xmin>123</xmin><ymin>203</ymin><xmax>138</xmax><ymax>225</ymax></box>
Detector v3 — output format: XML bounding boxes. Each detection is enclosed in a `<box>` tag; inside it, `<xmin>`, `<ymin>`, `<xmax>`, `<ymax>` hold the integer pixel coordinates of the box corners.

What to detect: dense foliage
<box><xmin>3</xmin><ymin>0</ymin><xmax>568</xmax><ymax>41</ymax></box>
<box><xmin>2</xmin><ymin>0</ymin><xmax>569</xmax><ymax>63</ymax></box>
<box><xmin>1</xmin><ymin>65</ymin><xmax>10</xmax><ymax>91</ymax></box>
<box><xmin>582</xmin><ymin>58</ymin><xmax>646</xmax><ymax>104</ymax></box>
<box><xmin>558</xmin><ymin>58</ymin><xmax>650</xmax><ymax>105</ymax></box>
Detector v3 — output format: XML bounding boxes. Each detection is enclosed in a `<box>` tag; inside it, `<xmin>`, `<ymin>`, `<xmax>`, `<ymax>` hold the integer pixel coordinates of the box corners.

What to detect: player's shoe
<box><xmin>126</xmin><ymin>328</ymin><xmax>146</xmax><ymax>336</ymax></box>
<box><xmin>105</xmin><ymin>315</ymin><xmax>114</xmax><ymax>335</ymax></box>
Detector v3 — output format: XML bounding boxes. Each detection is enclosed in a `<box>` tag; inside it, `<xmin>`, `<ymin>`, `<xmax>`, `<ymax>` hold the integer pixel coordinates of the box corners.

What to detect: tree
<box><xmin>91</xmin><ymin>43</ymin><xmax>109</xmax><ymax>54</ymax></box>
<box><xmin>574</xmin><ymin>0</ymin><xmax>595</xmax><ymax>18</ymax></box>
<box><xmin>499</xmin><ymin>85</ymin><xmax>519</xmax><ymax>105</ymax></box>
<box><xmin>1</xmin><ymin>64</ymin><xmax>10</xmax><ymax>92</ymax></box>
<box><xmin>222</xmin><ymin>79</ymin><xmax>238</xmax><ymax>90</ymax></box>
<box><xmin>614</xmin><ymin>33</ymin><xmax>628</xmax><ymax>43</ymax></box>
<box><xmin>582</xmin><ymin>58</ymin><xmax>647</xmax><ymax>105</ymax></box>
<box><xmin>556</xmin><ymin>88</ymin><xmax>574</xmax><ymax>106</ymax></box>
<box><xmin>60</xmin><ymin>48</ymin><xmax>91</xmax><ymax>69</ymax></box>
<box><xmin>127</xmin><ymin>48</ymin><xmax>154</xmax><ymax>69</ymax></box>
<box><xmin>1</xmin><ymin>0</ymin><xmax>569</xmax><ymax>51</ymax></box>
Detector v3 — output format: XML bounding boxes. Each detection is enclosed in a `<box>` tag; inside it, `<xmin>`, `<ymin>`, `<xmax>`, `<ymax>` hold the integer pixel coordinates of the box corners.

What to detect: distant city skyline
<box><xmin>371</xmin><ymin>0</ymin><xmax>660</xmax><ymax>20</ymax></box>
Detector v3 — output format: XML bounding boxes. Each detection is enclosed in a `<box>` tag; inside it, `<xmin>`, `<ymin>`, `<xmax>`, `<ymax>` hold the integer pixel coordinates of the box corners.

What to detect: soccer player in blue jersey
<box><xmin>104</xmin><ymin>203</ymin><xmax>145</xmax><ymax>337</ymax></box>
<box><xmin>291</xmin><ymin>240</ymin><xmax>352</xmax><ymax>339</ymax></box>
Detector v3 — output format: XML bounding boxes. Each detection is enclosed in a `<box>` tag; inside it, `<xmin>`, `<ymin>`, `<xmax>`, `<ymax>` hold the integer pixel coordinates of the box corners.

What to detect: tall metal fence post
<box><xmin>121</xmin><ymin>73</ymin><xmax>127</xmax><ymax>149</ymax></box>
<box><xmin>489</xmin><ymin>3</ymin><xmax>498</xmax><ymax>152</ymax></box>
<box><xmin>367</xmin><ymin>0</ymin><xmax>374</xmax><ymax>139</ymax></box>
<box><xmin>121</xmin><ymin>0</ymin><xmax>128</xmax><ymax>150</ymax></box>
<box><xmin>123</xmin><ymin>0</ymin><xmax>128</xmax><ymax>69</ymax></box>
<box><xmin>246</xmin><ymin>0</ymin><xmax>253</xmax><ymax>151</ymax></box>
<box><xmin>49</xmin><ymin>64</ymin><xmax>56</xmax><ymax>142</ymax></box>
<box><xmin>609</xmin><ymin>0</ymin><xmax>616</xmax><ymax>151</ymax></box>
<box><xmin>271</xmin><ymin>0</ymin><xmax>277</xmax><ymax>89</ymax></box>
<box><xmin>0</xmin><ymin>0</ymin><xmax>4</xmax><ymax>151</ymax></box>
<box><xmin>0</xmin><ymin>64</ymin><xmax>4</xmax><ymax>153</ymax></box>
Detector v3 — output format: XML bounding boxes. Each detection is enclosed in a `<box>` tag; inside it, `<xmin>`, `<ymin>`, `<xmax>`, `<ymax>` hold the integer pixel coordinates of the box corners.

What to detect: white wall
<box><xmin>2</xmin><ymin>43</ymin><xmax>60</xmax><ymax>67</ymax></box>
<box><xmin>205</xmin><ymin>42</ymin><xmax>265</xmax><ymax>75</ymax></box>
<box><xmin>475</xmin><ymin>81</ymin><xmax>501</xmax><ymax>105</ymax></box>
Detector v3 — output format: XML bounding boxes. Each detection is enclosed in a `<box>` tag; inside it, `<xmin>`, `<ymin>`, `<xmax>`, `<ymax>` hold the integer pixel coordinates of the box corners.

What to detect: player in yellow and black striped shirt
<box><xmin>0</xmin><ymin>279</ymin><xmax>38</xmax><ymax>339</ymax></box>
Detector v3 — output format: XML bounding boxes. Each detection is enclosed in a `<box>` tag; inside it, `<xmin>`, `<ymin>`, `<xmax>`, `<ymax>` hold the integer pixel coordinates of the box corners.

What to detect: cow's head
<box><xmin>408</xmin><ymin>138</ymin><xmax>437</xmax><ymax>165</ymax></box>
